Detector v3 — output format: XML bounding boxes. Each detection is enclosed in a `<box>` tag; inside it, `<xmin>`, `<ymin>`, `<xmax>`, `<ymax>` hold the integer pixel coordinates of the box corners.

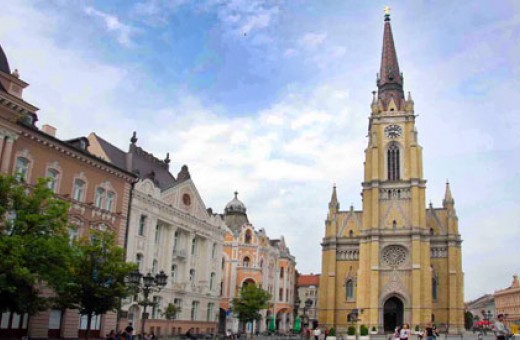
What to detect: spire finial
<box><xmin>164</xmin><ymin>152</ymin><xmax>170</xmax><ymax>164</ymax></box>
<box><xmin>130</xmin><ymin>131</ymin><xmax>137</xmax><ymax>144</ymax></box>
<box><xmin>384</xmin><ymin>6</ymin><xmax>391</xmax><ymax>21</ymax></box>
<box><xmin>234</xmin><ymin>191</ymin><xmax>238</xmax><ymax>199</ymax></box>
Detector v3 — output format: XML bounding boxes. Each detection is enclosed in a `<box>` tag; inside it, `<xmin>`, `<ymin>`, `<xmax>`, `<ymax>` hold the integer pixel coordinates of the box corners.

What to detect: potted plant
<box><xmin>346</xmin><ymin>326</ymin><xmax>356</xmax><ymax>340</ymax></box>
<box><xmin>370</xmin><ymin>326</ymin><xmax>377</xmax><ymax>335</ymax></box>
<box><xmin>328</xmin><ymin>327</ymin><xmax>337</xmax><ymax>340</ymax></box>
<box><xmin>359</xmin><ymin>325</ymin><xmax>369</xmax><ymax>340</ymax></box>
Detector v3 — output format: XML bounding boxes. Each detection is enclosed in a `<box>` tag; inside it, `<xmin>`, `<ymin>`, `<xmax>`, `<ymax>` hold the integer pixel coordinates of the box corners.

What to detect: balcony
<box><xmin>172</xmin><ymin>249</ymin><xmax>187</xmax><ymax>259</ymax></box>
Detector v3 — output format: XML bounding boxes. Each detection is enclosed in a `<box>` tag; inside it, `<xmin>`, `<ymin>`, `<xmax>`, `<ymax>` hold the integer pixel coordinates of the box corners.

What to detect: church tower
<box><xmin>318</xmin><ymin>9</ymin><xmax>464</xmax><ymax>334</ymax></box>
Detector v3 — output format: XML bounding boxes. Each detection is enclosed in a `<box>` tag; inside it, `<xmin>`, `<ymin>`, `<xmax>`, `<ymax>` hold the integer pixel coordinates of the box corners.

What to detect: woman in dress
<box><xmin>399</xmin><ymin>324</ymin><xmax>411</xmax><ymax>340</ymax></box>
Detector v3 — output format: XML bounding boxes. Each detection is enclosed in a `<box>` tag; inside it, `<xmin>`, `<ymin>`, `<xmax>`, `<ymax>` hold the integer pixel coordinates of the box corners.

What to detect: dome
<box><xmin>0</xmin><ymin>44</ymin><xmax>11</xmax><ymax>75</ymax></box>
<box><xmin>225</xmin><ymin>191</ymin><xmax>247</xmax><ymax>214</ymax></box>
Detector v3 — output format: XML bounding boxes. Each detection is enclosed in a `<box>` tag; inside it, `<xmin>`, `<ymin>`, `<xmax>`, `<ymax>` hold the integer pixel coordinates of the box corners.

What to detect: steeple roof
<box><xmin>0</xmin><ymin>44</ymin><xmax>10</xmax><ymax>75</ymax></box>
<box><xmin>377</xmin><ymin>9</ymin><xmax>404</xmax><ymax>103</ymax></box>
<box><xmin>443</xmin><ymin>180</ymin><xmax>454</xmax><ymax>206</ymax></box>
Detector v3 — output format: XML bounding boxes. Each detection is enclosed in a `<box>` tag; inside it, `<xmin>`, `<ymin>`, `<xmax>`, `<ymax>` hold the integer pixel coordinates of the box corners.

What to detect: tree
<box><xmin>63</xmin><ymin>230</ymin><xmax>137</xmax><ymax>340</ymax></box>
<box><xmin>163</xmin><ymin>303</ymin><xmax>181</xmax><ymax>335</ymax></box>
<box><xmin>465</xmin><ymin>311</ymin><xmax>474</xmax><ymax>330</ymax></box>
<box><xmin>0</xmin><ymin>175</ymin><xmax>73</xmax><ymax>314</ymax></box>
<box><xmin>231</xmin><ymin>284</ymin><xmax>271</xmax><ymax>333</ymax></box>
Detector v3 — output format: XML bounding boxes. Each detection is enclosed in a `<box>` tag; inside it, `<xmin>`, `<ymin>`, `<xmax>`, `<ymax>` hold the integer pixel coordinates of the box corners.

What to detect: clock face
<box><xmin>384</xmin><ymin>124</ymin><xmax>402</xmax><ymax>138</ymax></box>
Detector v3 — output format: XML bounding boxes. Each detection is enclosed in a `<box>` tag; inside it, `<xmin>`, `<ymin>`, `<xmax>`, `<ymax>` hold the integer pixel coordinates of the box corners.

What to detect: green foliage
<box><xmin>360</xmin><ymin>325</ymin><xmax>368</xmax><ymax>336</ymax></box>
<box><xmin>231</xmin><ymin>283</ymin><xmax>271</xmax><ymax>324</ymax></box>
<box><xmin>347</xmin><ymin>326</ymin><xmax>356</xmax><ymax>335</ymax></box>
<box><xmin>415</xmin><ymin>325</ymin><xmax>420</xmax><ymax>331</ymax></box>
<box><xmin>465</xmin><ymin>311</ymin><xmax>474</xmax><ymax>330</ymax></box>
<box><xmin>371</xmin><ymin>326</ymin><xmax>377</xmax><ymax>332</ymax></box>
<box><xmin>0</xmin><ymin>175</ymin><xmax>73</xmax><ymax>314</ymax></box>
<box><xmin>60</xmin><ymin>230</ymin><xmax>136</xmax><ymax>339</ymax></box>
<box><xmin>163</xmin><ymin>303</ymin><xmax>180</xmax><ymax>320</ymax></box>
<box><xmin>329</xmin><ymin>328</ymin><xmax>336</xmax><ymax>336</ymax></box>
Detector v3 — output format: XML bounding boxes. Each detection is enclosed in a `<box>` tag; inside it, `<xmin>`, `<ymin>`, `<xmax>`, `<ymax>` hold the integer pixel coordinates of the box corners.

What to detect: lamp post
<box><xmin>128</xmin><ymin>270</ymin><xmax>168</xmax><ymax>336</ymax></box>
<box><xmin>304</xmin><ymin>298</ymin><xmax>313</xmax><ymax>328</ymax></box>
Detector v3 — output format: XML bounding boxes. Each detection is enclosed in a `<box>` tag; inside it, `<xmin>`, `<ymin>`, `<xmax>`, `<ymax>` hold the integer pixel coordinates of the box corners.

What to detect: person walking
<box><xmin>399</xmin><ymin>324</ymin><xmax>411</xmax><ymax>340</ymax></box>
<box><xmin>314</xmin><ymin>327</ymin><xmax>321</xmax><ymax>340</ymax></box>
<box><xmin>424</xmin><ymin>323</ymin><xmax>438</xmax><ymax>340</ymax></box>
<box><xmin>494</xmin><ymin>314</ymin><xmax>511</xmax><ymax>340</ymax></box>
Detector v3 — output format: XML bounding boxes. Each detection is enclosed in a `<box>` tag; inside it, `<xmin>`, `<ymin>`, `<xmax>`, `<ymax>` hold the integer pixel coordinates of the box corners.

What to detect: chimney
<box><xmin>42</xmin><ymin>124</ymin><xmax>56</xmax><ymax>137</ymax></box>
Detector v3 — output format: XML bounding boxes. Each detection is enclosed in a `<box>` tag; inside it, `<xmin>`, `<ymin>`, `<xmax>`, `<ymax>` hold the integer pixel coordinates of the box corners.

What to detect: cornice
<box><xmin>132</xmin><ymin>190</ymin><xmax>226</xmax><ymax>239</ymax></box>
<box><xmin>19</xmin><ymin>128</ymin><xmax>137</xmax><ymax>182</ymax></box>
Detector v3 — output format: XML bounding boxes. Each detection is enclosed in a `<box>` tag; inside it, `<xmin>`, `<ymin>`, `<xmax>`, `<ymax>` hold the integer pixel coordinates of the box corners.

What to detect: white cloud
<box><xmin>84</xmin><ymin>6</ymin><xmax>136</xmax><ymax>47</ymax></box>
<box><xmin>299</xmin><ymin>32</ymin><xmax>327</xmax><ymax>50</ymax></box>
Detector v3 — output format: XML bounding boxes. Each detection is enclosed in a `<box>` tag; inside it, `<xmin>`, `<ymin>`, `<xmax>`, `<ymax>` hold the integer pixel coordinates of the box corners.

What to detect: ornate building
<box><xmin>318</xmin><ymin>11</ymin><xmax>464</xmax><ymax>334</ymax></box>
<box><xmin>296</xmin><ymin>274</ymin><xmax>320</xmax><ymax>329</ymax></box>
<box><xmin>88</xmin><ymin>133</ymin><xmax>226</xmax><ymax>336</ymax></box>
<box><xmin>494</xmin><ymin>275</ymin><xmax>520</xmax><ymax>332</ymax></box>
<box><xmin>0</xmin><ymin>43</ymin><xmax>137</xmax><ymax>339</ymax></box>
<box><xmin>219</xmin><ymin>193</ymin><xmax>296</xmax><ymax>334</ymax></box>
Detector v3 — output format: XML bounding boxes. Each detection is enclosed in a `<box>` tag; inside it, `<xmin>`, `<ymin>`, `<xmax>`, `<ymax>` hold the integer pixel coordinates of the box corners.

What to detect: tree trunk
<box><xmin>86</xmin><ymin>313</ymin><xmax>92</xmax><ymax>340</ymax></box>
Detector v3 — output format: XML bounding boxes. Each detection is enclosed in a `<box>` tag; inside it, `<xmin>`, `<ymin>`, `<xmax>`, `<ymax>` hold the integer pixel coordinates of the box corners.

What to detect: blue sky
<box><xmin>1</xmin><ymin>0</ymin><xmax>519</xmax><ymax>301</ymax></box>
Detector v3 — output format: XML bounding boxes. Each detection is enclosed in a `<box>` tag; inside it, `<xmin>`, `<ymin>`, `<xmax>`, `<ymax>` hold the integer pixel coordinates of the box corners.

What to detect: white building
<box><xmin>88</xmin><ymin>133</ymin><xmax>226</xmax><ymax>336</ymax></box>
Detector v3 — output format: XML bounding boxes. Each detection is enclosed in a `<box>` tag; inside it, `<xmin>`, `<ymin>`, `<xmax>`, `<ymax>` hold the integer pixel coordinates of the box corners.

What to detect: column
<box><xmin>0</xmin><ymin>135</ymin><xmax>15</xmax><ymax>174</ymax></box>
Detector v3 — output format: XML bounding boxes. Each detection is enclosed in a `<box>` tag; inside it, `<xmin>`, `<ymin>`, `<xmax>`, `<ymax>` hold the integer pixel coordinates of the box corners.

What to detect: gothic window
<box><xmin>432</xmin><ymin>277</ymin><xmax>438</xmax><ymax>301</ymax></box>
<box><xmin>387</xmin><ymin>142</ymin><xmax>400</xmax><ymax>181</ymax></box>
<box><xmin>349</xmin><ymin>230</ymin><xmax>354</xmax><ymax>237</ymax></box>
<box><xmin>382</xmin><ymin>245</ymin><xmax>408</xmax><ymax>267</ymax></box>
<box><xmin>346</xmin><ymin>280</ymin><xmax>354</xmax><ymax>300</ymax></box>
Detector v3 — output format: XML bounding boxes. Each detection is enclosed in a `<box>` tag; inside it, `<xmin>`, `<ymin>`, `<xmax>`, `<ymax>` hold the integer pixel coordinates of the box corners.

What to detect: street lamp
<box><xmin>128</xmin><ymin>269</ymin><xmax>168</xmax><ymax>336</ymax></box>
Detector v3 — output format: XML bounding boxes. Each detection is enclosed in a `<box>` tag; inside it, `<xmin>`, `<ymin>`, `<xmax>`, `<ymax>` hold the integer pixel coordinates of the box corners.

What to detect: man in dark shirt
<box><xmin>424</xmin><ymin>323</ymin><xmax>438</xmax><ymax>340</ymax></box>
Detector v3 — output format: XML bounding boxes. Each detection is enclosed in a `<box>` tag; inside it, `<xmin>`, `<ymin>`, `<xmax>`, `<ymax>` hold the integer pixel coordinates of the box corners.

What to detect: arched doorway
<box><xmin>383</xmin><ymin>297</ymin><xmax>404</xmax><ymax>332</ymax></box>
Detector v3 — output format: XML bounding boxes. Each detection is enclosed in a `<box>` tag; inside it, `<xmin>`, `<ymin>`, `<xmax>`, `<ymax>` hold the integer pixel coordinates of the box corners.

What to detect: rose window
<box><xmin>382</xmin><ymin>245</ymin><xmax>408</xmax><ymax>267</ymax></box>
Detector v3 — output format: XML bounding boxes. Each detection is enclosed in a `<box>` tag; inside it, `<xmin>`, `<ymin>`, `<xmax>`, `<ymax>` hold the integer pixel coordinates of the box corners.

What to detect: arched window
<box><xmin>95</xmin><ymin>188</ymin><xmax>105</xmax><ymax>208</ymax></box>
<box><xmin>243</xmin><ymin>256</ymin><xmax>250</xmax><ymax>267</ymax></box>
<box><xmin>171</xmin><ymin>264</ymin><xmax>177</xmax><ymax>283</ymax></box>
<box><xmin>245</xmin><ymin>230</ymin><xmax>252</xmax><ymax>244</ymax></box>
<box><xmin>191</xmin><ymin>238</ymin><xmax>197</xmax><ymax>255</ymax></box>
<box><xmin>346</xmin><ymin>280</ymin><xmax>354</xmax><ymax>300</ymax></box>
<box><xmin>152</xmin><ymin>259</ymin><xmax>158</xmax><ymax>274</ymax></box>
<box><xmin>349</xmin><ymin>230</ymin><xmax>353</xmax><ymax>237</ymax></box>
<box><xmin>136</xmin><ymin>253</ymin><xmax>143</xmax><ymax>271</ymax></box>
<box><xmin>387</xmin><ymin>143</ymin><xmax>400</xmax><ymax>181</ymax></box>
<box><xmin>15</xmin><ymin>157</ymin><xmax>30</xmax><ymax>182</ymax></box>
<box><xmin>210</xmin><ymin>272</ymin><xmax>216</xmax><ymax>290</ymax></box>
<box><xmin>138</xmin><ymin>215</ymin><xmax>147</xmax><ymax>236</ymax></box>
<box><xmin>432</xmin><ymin>277</ymin><xmax>438</xmax><ymax>301</ymax></box>
<box><xmin>212</xmin><ymin>243</ymin><xmax>217</xmax><ymax>258</ymax></box>
<box><xmin>105</xmin><ymin>191</ymin><xmax>115</xmax><ymax>211</ymax></box>
<box><xmin>280</xmin><ymin>267</ymin><xmax>284</xmax><ymax>278</ymax></box>
<box><xmin>46</xmin><ymin>169</ymin><xmax>59</xmax><ymax>193</ymax></box>
<box><xmin>73</xmin><ymin>179</ymin><xmax>86</xmax><ymax>201</ymax></box>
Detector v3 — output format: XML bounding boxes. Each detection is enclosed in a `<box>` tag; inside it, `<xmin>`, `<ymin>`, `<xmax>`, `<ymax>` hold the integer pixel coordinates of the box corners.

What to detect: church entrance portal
<box><xmin>383</xmin><ymin>297</ymin><xmax>404</xmax><ymax>332</ymax></box>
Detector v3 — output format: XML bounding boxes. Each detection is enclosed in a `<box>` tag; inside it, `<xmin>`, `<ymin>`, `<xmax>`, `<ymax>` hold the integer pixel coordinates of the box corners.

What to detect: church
<box><xmin>318</xmin><ymin>10</ymin><xmax>464</xmax><ymax>334</ymax></box>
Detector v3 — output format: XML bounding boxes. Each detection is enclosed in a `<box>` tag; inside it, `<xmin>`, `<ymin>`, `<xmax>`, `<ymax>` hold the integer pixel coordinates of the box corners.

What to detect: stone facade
<box><xmin>219</xmin><ymin>193</ymin><xmax>296</xmax><ymax>334</ymax></box>
<box><xmin>494</xmin><ymin>275</ymin><xmax>520</xmax><ymax>331</ymax></box>
<box><xmin>88</xmin><ymin>133</ymin><xmax>226</xmax><ymax>337</ymax></box>
<box><xmin>0</xmin><ymin>43</ymin><xmax>137</xmax><ymax>339</ymax></box>
<box><xmin>318</xmin><ymin>12</ymin><xmax>464</xmax><ymax>335</ymax></box>
<box><xmin>296</xmin><ymin>274</ymin><xmax>320</xmax><ymax>328</ymax></box>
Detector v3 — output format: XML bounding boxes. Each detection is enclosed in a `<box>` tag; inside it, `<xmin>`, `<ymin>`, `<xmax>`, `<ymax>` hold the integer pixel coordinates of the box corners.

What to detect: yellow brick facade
<box><xmin>318</xmin><ymin>13</ymin><xmax>464</xmax><ymax>335</ymax></box>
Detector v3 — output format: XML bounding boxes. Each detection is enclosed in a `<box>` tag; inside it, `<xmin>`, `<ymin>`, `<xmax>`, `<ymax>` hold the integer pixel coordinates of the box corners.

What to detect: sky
<box><xmin>0</xmin><ymin>0</ymin><xmax>519</xmax><ymax>302</ymax></box>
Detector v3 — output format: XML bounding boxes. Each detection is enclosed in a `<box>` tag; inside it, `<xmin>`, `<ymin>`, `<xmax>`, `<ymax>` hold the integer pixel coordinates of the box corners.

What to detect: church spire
<box><xmin>329</xmin><ymin>184</ymin><xmax>339</xmax><ymax>212</ymax></box>
<box><xmin>443</xmin><ymin>180</ymin><xmax>455</xmax><ymax>207</ymax></box>
<box><xmin>377</xmin><ymin>7</ymin><xmax>404</xmax><ymax>104</ymax></box>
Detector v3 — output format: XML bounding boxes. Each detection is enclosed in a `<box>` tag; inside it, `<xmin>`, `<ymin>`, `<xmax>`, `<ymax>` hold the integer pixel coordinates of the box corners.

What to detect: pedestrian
<box><xmin>106</xmin><ymin>330</ymin><xmax>117</xmax><ymax>340</ymax></box>
<box><xmin>399</xmin><ymin>324</ymin><xmax>410</xmax><ymax>340</ymax></box>
<box><xmin>424</xmin><ymin>323</ymin><xmax>438</xmax><ymax>340</ymax></box>
<box><xmin>149</xmin><ymin>331</ymin><xmax>156</xmax><ymax>340</ymax></box>
<box><xmin>314</xmin><ymin>327</ymin><xmax>321</xmax><ymax>340</ymax></box>
<box><xmin>392</xmin><ymin>326</ymin><xmax>400</xmax><ymax>340</ymax></box>
<box><xmin>125</xmin><ymin>324</ymin><xmax>134</xmax><ymax>340</ymax></box>
<box><xmin>494</xmin><ymin>314</ymin><xmax>511</xmax><ymax>340</ymax></box>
